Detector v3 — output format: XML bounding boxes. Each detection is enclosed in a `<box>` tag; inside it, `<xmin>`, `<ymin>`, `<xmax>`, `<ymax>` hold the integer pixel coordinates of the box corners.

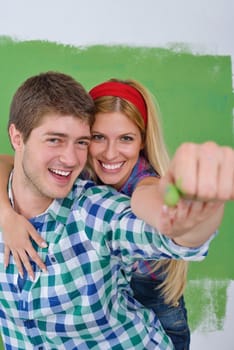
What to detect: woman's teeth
<box><xmin>101</xmin><ymin>162</ymin><xmax>123</xmax><ymax>170</ymax></box>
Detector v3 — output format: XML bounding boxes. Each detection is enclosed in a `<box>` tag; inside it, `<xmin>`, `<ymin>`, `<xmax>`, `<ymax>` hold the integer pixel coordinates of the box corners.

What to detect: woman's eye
<box><xmin>121</xmin><ymin>135</ymin><xmax>134</xmax><ymax>142</ymax></box>
<box><xmin>91</xmin><ymin>134</ymin><xmax>104</xmax><ymax>141</ymax></box>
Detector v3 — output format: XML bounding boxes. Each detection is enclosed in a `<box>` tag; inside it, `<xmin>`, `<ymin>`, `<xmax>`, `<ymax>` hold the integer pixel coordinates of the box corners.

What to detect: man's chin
<box><xmin>49</xmin><ymin>186</ymin><xmax>73</xmax><ymax>199</ymax></box>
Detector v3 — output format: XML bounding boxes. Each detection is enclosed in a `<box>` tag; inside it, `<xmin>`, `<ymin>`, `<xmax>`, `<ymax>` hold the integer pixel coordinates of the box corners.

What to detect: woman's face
<box><xmin>89</xmin><ymin>111</ymin><xmax>144</xmax><ymax>190</ymax></box>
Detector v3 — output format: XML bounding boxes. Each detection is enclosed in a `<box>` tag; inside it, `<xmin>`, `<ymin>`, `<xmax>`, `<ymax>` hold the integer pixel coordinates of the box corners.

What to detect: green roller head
<box><xmin>164</xmin><ymin>183</ymin><xmax>181</xmax><ymax>207</ymax></box>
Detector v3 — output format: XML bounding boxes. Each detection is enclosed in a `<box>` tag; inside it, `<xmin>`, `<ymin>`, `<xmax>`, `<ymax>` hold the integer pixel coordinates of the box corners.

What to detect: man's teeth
<box><xmin>50</xmin><ymin>169</ymin><xmax>70</xmax><ymax>176</ymax></box>
<box><xmin>101</xmin><ymin>162</ymin><xmax>123</xmax><ymax>170</ymax></box>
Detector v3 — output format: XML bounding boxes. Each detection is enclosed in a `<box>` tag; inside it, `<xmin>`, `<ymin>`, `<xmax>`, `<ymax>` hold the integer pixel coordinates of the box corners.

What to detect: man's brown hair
<box><xmin>8</xmin><ymin>71</ymin><xmax>95</xmax><ymax>142</ymax></box>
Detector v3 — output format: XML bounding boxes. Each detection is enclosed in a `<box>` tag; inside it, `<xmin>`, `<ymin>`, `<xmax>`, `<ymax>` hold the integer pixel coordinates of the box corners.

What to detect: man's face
<box><xmin>13</xmin><ymin>113</ymin><xmax>91</xmax><ymax>203</ymax></box>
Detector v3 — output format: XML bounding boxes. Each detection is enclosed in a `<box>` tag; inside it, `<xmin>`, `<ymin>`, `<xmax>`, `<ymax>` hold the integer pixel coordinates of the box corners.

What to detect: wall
<box><xmin>0</xmin><ymin>1</ymin><xmax>233</xmax><ymax>349</ymax></box>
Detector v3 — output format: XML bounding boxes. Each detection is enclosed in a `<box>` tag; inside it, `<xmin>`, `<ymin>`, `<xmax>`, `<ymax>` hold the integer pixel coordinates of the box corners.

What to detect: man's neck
<box><xmin>13</xmin><ymin>195</ymin><xmax>51</xmax><ymax>219</ymax></box>
<box><xmin>11</xmin><ymin>173</ymin><xmax>52</xmax><ymax>219</ymax></box>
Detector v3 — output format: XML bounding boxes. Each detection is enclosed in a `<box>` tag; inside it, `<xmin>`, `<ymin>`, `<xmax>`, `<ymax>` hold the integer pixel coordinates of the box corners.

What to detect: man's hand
<box><xmin>165</xmin><ymin>142</ymin><xmax>234</xmax><ymax>203</ymax></box>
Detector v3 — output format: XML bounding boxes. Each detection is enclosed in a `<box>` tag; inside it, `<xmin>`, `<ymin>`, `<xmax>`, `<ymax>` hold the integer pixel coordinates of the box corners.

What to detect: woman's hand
<box><xmin>2</xmin><ymin>210</ymin><xmax>47</xmax><ymax>280</ymax></box>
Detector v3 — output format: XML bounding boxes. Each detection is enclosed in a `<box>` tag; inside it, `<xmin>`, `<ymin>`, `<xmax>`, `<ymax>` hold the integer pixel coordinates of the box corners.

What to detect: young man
<box><xmin>0</xmin><ymin>71</ymin><xmax>233</xmax><ymax>350</ymax></box>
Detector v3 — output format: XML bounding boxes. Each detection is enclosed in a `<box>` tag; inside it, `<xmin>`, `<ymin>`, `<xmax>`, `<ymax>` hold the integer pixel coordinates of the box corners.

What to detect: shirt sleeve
<box><xmin>107</xmin><ymin>210</ymin><xmax>216</xmax><ymax>266</ymax></box>
<box><xmin>78</xmin><ymin>186</ymin><xmax>215</xmax><ymax>267</ymax></box>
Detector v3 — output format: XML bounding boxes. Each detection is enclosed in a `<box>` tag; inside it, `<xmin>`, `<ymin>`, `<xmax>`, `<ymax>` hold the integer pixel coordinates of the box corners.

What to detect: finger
<box><xmin>196</xmin><ymin>142</ymin><xmax>221</xmax><ymax>200</ymax></box>
<box><xmin>194</xmin><ymin>200</ymin><xmax>223</xmax><ymax>220</ymax></box>
<box><xmin>233</xmin><ymin>174</ymin><xmax>234</xmax><ymax>200</ymax></box>
<box><xmin>15</xmin><ymin>249</ymin><xmax>35</xmax><ymax>281</ymax></box>
<box><xmin>28</xmin><ymin>249</ymin><xmax>47</xmax><ymax>272</ymax></box>
<box><xmin>174</xmin><ymin>200</ymin><xmax>191</xmax><ymax>221</ymax></box>
<box><xmin>188</xmin><ymin>200</ymin><xmax>206</xmax><ymax>218</ymax></box>
<box><xmin>187</xmin><ymin>200</ymin><xmax>222</xmax><ymax>227</ymax></box>
<box><xmin>170</xmin><ymin>143</ymin><xmax>198</xmax><ymax>196</ymax></box>
<box><xmin>23</xmin><ymin>242</ymin><xmax>47</xmax><ymax>273</ymax></box>
<box><xmin>217</xmin><ymin>146</ymin><xmax>234</xmax><ymax>200</ymax></box>
<box><xmin>158</xmin><ymin>205</ymin><xmax>174</xmax><ymax>236</ymax></box>
<box><xmin>4</xmin><ymin>246</ymin><xmax>11</xmax><ymax>269</ymax></box>
<box><xmin>11</xmin><ymin>250</ymin><xmax>24</xmax><ymax>279</ymax></box>
<box><xmin>28</xmin><ymin>228</ymin><xmax>48</xmax><ymax>248</ymax></box>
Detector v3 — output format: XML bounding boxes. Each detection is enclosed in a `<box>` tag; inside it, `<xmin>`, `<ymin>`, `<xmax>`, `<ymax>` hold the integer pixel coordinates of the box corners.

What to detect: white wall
<box><xmin>0</xmin><ymin>0</ymin><xmax>233</xmax><ymax>76</ymax></box>
<box><xmin>1</xmin><ymin>0</ymin><xmax>233</xmax><ymax>87</ymax></box>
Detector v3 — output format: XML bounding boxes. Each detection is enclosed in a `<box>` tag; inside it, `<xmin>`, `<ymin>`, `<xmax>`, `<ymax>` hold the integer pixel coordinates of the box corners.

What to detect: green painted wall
<box><xmin>0</xmin><ymin>37</ymin><xmax>233</xmax><ymax>346</ymax></box>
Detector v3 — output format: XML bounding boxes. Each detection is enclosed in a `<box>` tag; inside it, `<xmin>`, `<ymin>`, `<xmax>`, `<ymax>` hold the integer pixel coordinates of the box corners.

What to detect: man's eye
<box><xmin>77</xmin><ymin>140</ymin><xmax>90</xmax><ymax>148</ymax></box>
<box><xmin>48</xmin><ymin>138</ymin><xmax>60</xmax><ymax>144</ymax></box>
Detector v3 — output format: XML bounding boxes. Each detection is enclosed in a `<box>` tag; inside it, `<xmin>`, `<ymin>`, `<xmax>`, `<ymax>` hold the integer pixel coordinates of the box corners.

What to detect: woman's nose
<box><xmin>103</xmin><ymin>141</ymin><xmax>119</xmax><ymax>160</ymax></box>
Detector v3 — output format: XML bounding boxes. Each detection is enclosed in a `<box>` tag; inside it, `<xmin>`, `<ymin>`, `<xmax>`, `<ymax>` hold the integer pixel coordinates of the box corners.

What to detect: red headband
<box><xmin>89</xmin><ymin>81</ymin><xmax>147</xmax><ymax>126</ymax></box>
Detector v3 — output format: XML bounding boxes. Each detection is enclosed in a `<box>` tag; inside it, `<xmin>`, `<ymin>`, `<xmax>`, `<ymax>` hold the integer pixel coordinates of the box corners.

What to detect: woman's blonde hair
<box><xmin>89</xmin><ymin>78</ymin><xmax>188</xmax><ymax>305</ymax></box>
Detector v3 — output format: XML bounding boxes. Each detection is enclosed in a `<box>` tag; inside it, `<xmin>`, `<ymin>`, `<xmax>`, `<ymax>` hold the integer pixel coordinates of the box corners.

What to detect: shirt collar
<box><xmin>8</xmin><ymin>172</ymin><xmax>83</xmax><ymax>225</ymax></box>
<box><xmin>8</xmin><ymin>173</ymin><xmax>95</xmax><ymax>224</ymax></box>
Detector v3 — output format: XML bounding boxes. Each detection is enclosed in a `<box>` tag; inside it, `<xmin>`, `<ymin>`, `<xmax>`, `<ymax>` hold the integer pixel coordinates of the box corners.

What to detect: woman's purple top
<box><xmin>119</xmin><ymin>156</ymin><xmax>160</xmax><ymax>279</ymax></box>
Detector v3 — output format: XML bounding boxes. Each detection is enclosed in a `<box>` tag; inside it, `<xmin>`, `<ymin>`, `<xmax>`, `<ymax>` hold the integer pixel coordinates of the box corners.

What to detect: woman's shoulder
<box><xmin>120</xmin><ymin>156</ymin><xmax>158</xmax><ymax>196</ymax></box>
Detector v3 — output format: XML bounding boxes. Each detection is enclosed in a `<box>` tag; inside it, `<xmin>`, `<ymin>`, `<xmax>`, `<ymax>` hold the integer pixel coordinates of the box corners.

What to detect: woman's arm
<box><xmin>131</xmin><ymin>142</ymin><xmax>233</xmax><ymax>247</ymax></box>
<box><xmin>0</xmin><ymin>155</ymin><xmax>14</xmax><ymax>212</ymax></box>
<box><xmin>0</xmin><ymin>154</ymin><xmax>47</xmax><ymax>279</ymax></box>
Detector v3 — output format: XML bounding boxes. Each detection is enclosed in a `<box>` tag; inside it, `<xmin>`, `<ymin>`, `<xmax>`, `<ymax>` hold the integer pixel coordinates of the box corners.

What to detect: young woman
<box><xmin>88</xmin><ymin>79</ymin><xmax>190</xmax><ymax>350</ymax></box>
<box><xmin>0</xmin><ymin>79</ymin><xmax>226</xmax><ymax>349</ymax></box>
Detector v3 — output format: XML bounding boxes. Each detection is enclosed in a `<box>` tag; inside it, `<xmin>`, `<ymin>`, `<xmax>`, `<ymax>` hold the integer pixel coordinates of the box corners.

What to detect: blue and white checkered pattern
<box><xmin>0</xmin><ymin>179</ymin><xmax>212</xmax><ymax>349</ymax></box>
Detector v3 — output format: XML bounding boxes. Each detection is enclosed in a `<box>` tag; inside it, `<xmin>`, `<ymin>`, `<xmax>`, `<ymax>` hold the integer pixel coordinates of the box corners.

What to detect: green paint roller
<box><xmin>164</xmin><ymin>179</ymin><xmax>184</xmax><ymax>207</ymax></box>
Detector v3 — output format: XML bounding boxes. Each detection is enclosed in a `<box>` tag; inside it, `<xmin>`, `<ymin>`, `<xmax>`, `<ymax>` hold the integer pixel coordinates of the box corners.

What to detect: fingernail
<box><xmin>19</xmin><ymin>272</ymin><xmax>23</xmax><ymax>279</ymax></box>
<box><xmin>41</xmin><ymin>242</ymin><xmax>48</xmax><ymax>248</ymax></box>
<box><xmin>30</xmin><ymin>275</ymin><xmax>34</xmax><ymax>282</ymax></box>
<box><xmin>42</xmin><ymin>269</ymin><xmax>48</xmax><ymax>274</ymax></box>
<box><xmin>162</xmin><ymin>205</ymin><xmax>169</xmax><ymax>213</ymax></box>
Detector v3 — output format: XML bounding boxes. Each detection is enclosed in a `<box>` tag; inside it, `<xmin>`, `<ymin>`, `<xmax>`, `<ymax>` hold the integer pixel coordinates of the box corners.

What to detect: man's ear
<box><xmin>8</xmin><ymin>124</ymin><xmax>24</xmax><ymax>150</ymax></box>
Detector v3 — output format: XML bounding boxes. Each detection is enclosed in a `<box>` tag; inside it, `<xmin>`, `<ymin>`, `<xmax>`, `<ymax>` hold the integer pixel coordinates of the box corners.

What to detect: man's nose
<box><xmin>59</xmin><ymin>145</ymin><xmax>79</xmax><ymax>167</ymax></box>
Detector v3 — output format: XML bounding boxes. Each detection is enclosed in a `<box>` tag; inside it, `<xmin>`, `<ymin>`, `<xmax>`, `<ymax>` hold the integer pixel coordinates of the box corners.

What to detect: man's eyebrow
<box><xmin>44</xmin><ymin>132</ymin><xmax>91</xmax><ymax>139</ymax></box>
<box><xmin>78</xmin><ymin>135</ymin><xmax>91</xmax><ymax>140</ymax></box>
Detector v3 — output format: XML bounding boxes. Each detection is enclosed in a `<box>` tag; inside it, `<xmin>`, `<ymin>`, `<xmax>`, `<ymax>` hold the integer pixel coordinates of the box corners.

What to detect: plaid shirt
<box><xmin>0</xmin><ymin>178</ymin><xmax>212</xmax><ymax>350</ymax></box>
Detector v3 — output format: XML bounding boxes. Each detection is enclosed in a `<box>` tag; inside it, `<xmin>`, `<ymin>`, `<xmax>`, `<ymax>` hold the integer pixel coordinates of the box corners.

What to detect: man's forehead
<box><xmin>33</xmin><ymin>113</ymin><xmax>91</xmax><ymax>137</ymax></box>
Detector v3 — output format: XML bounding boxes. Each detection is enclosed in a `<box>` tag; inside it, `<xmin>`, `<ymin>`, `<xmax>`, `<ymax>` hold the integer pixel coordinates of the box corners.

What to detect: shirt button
<box><xmin>50</xmin><ymin>255</ymin><xmax>57</xmax><ymax>263</ymax></box>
